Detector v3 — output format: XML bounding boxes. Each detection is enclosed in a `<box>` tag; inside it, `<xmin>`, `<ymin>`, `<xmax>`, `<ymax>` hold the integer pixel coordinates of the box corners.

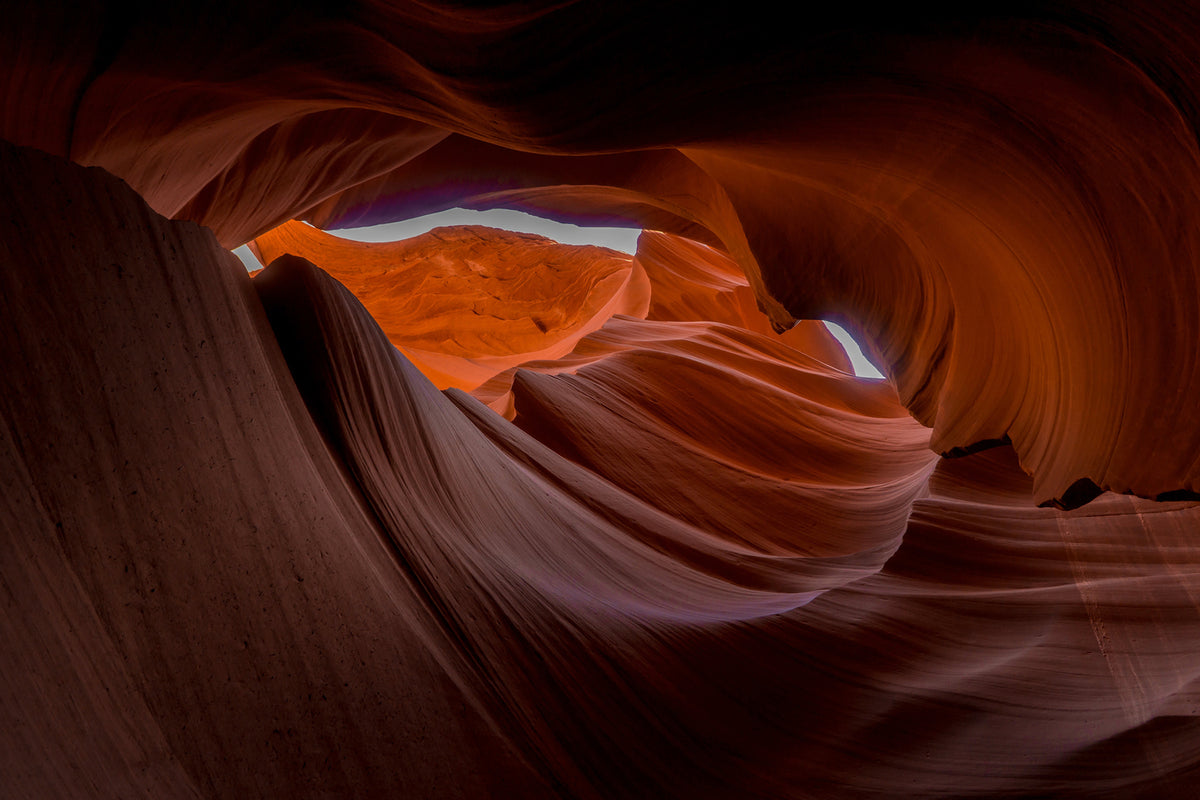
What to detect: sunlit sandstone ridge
<box><xmin>5</xmin><ymin>3</ymin><xmax>1200</xmax><ymax>798</ymax></box>
<box><xmin>253</xmin><ymin>220</ymin><xmax>650</xmax><ymax>391</ymax></box>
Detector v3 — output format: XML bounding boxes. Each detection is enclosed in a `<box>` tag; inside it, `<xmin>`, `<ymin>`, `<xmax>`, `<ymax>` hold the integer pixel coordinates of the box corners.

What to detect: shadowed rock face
<box><xmin>5</xmin><ymin>4</ymin><xmax>1200</xmax><ymax>797</ymax></box>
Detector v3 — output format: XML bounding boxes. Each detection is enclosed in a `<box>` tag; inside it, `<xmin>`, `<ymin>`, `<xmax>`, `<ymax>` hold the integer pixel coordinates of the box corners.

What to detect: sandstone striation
<box><xmin>5</xmin><ymin>3</ymin><xmax>1200</xmax><ymax>798</ymax></box>
<box><xmin>254</xmin><ymin>219</ymin><xmax>649</xmax><ymax>390</ymax></box>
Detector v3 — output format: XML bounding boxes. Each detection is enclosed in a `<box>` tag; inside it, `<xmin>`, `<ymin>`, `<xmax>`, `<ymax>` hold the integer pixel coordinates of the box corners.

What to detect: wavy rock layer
<box><xmin>6</xmin><ymin>3</ymin><xmax>1200</xmax><ymax>798</ymax></box>
<box><xmin>5</xmin><ymin>136</ymin><xmax>1200</xmax><ymax>799</ymax></box>
<box><xmin>8</xmin><ymin>3</ymin><xmax>1200</xmax><ymax>502</ymax></box>
<box><xmin>253</xmin><ymin>220</ymin><xmax>649</xmax><ymax>390</ymax></box>
<box><xmin>0</xmin><ymin>141</ymin><xmax>545</xmax><ymax>799</ymax></box>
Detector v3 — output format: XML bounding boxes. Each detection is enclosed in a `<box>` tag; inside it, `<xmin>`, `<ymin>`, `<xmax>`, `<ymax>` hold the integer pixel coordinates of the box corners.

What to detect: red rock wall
<box><xmin>5</xmin><ymin>3</ymin><xmax>1200</xmax><ymax>797</ymax></box>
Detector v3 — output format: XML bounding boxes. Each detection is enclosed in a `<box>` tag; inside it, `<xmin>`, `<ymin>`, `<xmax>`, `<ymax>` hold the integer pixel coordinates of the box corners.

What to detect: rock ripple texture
<box><xmin>5</xmin><ymin>3</ymin><xmax>1200</xmax><ymax>797</ymax></box>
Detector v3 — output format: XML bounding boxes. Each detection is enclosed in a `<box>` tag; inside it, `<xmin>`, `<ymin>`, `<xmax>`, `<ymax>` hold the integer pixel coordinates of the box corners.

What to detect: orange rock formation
<box><xmin>5</xmin><ymin>3</ymin><xmax>1200</xmax><ymax>798</ymax></box>
<box><xmin>254</xmin><ymin>220</ymin><xmax>649</xmax><ymax>390</ymax></box>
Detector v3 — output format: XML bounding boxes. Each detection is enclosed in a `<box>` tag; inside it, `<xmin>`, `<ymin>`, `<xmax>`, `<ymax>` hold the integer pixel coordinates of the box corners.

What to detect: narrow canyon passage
<box><xmin>5</xmin><ymin>3</ymin><xmax>1200</xmax><ymax>798</ymax></box>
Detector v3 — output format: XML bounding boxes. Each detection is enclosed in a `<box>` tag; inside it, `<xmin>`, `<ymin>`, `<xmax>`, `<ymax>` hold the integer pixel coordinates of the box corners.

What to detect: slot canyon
<box><xmin>6</xmin><ymin>2</ymin><xmax>1200</xmax><ymax>797</ymax></box>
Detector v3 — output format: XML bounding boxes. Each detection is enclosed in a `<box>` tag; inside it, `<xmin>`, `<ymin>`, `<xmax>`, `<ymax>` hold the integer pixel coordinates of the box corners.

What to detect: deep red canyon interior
<box><xmin>4</xmin><ymin>3</ymin><xmax>1200</xmax><ymax>797</ymax></box>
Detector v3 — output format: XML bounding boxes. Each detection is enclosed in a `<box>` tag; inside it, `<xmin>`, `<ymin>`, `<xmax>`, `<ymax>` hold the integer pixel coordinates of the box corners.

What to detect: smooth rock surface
<box><xmin>6</xmin><ymin>4</ymin><xmax>1200</xmax><ymax>797</ymax></box>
